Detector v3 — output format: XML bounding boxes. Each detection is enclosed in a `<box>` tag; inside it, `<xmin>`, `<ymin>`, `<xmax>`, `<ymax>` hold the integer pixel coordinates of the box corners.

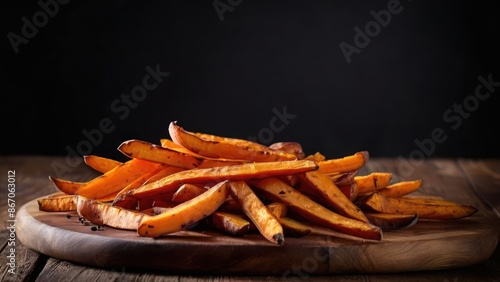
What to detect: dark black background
<box><xmin>1</xmin><ymin>0</ymin><xmax>499</xmax><ymax>163</ymax></box>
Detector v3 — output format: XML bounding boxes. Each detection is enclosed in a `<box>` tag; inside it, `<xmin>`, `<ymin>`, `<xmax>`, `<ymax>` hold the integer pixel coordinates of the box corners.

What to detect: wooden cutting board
<box><xmin>17</xmin><ymin>197</ymin><xmax>498</xmax><ymax>275</ymax></box>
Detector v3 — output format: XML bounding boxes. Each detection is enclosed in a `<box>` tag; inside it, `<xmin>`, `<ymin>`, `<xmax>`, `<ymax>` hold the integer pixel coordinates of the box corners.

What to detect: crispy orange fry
<box><xmin>298</xmin><ymin>171</ymin><xmax>369</xmax><ymax>223</ymax></box>
<box><xmin>377</xmin><ymin>179</ymin><xmax>423</xmax><ymax>198</ymax></box>
<box><xmin>355</xmin><ymin>172</ymin><xmax>393</xmax><ymax>194</ymax></box>
<box><xmin>48</xmin><ymin>176</ymin><xmax>84</xmax><ymax>195</ymax></box>
<box><xmin>361</xmin><ymin>193</ymin><xmax>478</xmax><ymax>220</ymax></box>
<box><xmin>160</xmin><ymin>138</ymin><xmax>249</xmax><ymax>167</ymax></box>
<box><xmin>113</xmin><ymin>160</ymin><xmax>318</xmax><ymax>207</ymax></box>
<box><xmin>168</xmin><ymin>121</ymin><xmax>297</xmax><ymax>162</ymax></box>
<box><xmin>75</xmin><ymin>195</ymin><xmax>149</xmax><ymax>230</ymax></box>
<box><xmin>278</xmin><ymin>217</ymin><xmax>312</xmax><ymax>236</ymax></box>
<box><xmin>77</xmin><ymin>158</ymin><xmax>164</xmax><ymax>199</ymax></box>
<box><xmin>83</xmin><ymin>155</ymin><xmax>122</xmax><ymax>173</ymax></box>
<box><xmin>119</xmin><ymin>139</ymin><xmax>246</xmax><ymax>169</ymax></box>
<box><xmin>229</xmin><ymin>181</ymin><xmax>284</xmax><ymax>245</ymax></box>
<box><xmin>251</xmin><ymin>177</ymin><xmax>382</xmax><ymax>241</ymax></box>
<box><xmin>38</xmin><ymin>194</ymin><xmax>77</xmax><ymax>212</ymax></box>
<box><xmin>317</xmin><ymin>151</ymin><xmax>368</xmax><ymax>174</ymax></box>
<box><xmin>137</xmin><ymin>181</ymin><xmax>230</xmax><ymax>237</ymax></box>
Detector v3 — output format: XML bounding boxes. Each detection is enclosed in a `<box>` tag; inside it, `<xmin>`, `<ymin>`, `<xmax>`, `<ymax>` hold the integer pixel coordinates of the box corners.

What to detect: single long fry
<box><xmin>361</xmin><ymin>193</ymin><xmax>478</xmax><ymax>220</ymax></box>
<box><xmin>75</xmin><ymin>195</ymin><xmax>149</xmax><ymax>230</ymax></box>
<box><xmin>38</xmin><ymin>194</ymin><xmax>77</xmax><ymax>211</ymax></box>
<box><xmin>160</xmin><ymin>138</ymin><xmax>249</xmax><ymax>168</ymax></box>
<box><xmin>114</xmin><ymin>160</ymin><xmax>318</xmax><ymax>207</ymax></box>
<box><xmin>251</xmin><ymin>177</ymin><xmax>382</xmax><ymax>241</ymax></box>
<box><xmin>229</xmin><ymin>181</ymin><xmax>284</xmax><ymax>245</ymax></box>
<box><xmin>377</xmin><ymin>179</ymin><xmax>422</xmax><ymax>198</ymax></box>
<box><xmin>77</xmin><ymin>158</ymin><xmax>163</xmax><ymax>199</ymax></box>
<box><xmin>317</xmin><ymin>152</ymin><xmax>368</xmax><ymax>174</ymax></box>
<box><xmin>83</xmin><ymin>155</ymin><xmax>122</xmax><ymax>173</ymax></box>
<box><xmin>137</xmin><ymin>181</ymin><xmax>230</xmax><ymax>237</ymax></box>
<box><xmin>298</xmin><ymin>171</ymin><xmax>369</xmax><ymax>223</ymax></box>
<box><xmin>355</xmin><ymin>172</ymin><xmax>393</xmax><ymax>194</ymax></box>
<box><xmin>48</xmin><ymin>176</ymin><xmax>84</xmax><ymax>195</ymax></box>
<box><xmin>168</xmin><ymin>121</ymin><xmax>297</xmax><ymax>162</ymax></box>
<box><xmin>119</xmin><ymin>139</ymin><xmax>246</xmax><ymax>169</ymax></box>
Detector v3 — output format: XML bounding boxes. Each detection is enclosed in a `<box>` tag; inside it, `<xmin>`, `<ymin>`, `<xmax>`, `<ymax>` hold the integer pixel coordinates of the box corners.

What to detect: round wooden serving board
<box><xmin>17</xmin><ymin>197</ymin><xmax>498</xmax><ymax>275</ymax></box>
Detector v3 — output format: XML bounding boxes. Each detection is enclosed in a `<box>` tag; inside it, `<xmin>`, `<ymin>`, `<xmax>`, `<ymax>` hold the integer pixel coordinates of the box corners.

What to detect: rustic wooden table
<box><xmin>1</xmin><ymin>156</ymin><xmax>499</xmax><ymax>281</ymax></box>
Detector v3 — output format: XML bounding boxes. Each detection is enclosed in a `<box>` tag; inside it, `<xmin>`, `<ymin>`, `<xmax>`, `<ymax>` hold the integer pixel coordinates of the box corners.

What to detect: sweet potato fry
<box><xmin>113</xmin><ymin>160</ymin><xmax>318</xmax><ymax>208</ymax></box>
<box><xmin>75</xmin><ymin>195</ymin><xmax>150</xmax><ymax>230</ymax></box>
<box><xmin>298</xmin><ymin>171</ymin><xmax>369</xmax><ymax>223</ymax></box>
<box><xmin>317</xmin><ymin>151</ymin><xmax>368</xmax><ymax>174</ymax></box>
<box><xmin>278</xmin><ymin>217</ymin><xmax>312</xmax><ymax>236</ymax></box>
<box><xmin>168</xmin><ymin>121</ymin><xmax>297</xmax><ymax>162</ymax></box>
<box><xmin>83</xmin><ymin>155</ymin><xmax>122</xmax><ymax>173</ymax></box>
<box><xmin>119</xmin><ymin>139</ymin><xmax>245</xmax><ymax>169</ymax></box>
<box><xmin>137</xmin><ymin>181</ymin><xmax>230</xmax><ymax>237</ymax></box>
<box><xmin>250</xmin><ymin>177</ymin><xmax>382</xmax><ymax>241</ymax></box>
<box><xmin>48</xmin><ymin>176</ymin><xmax>84</xmax><ymax>195</ymax></box>
<box><xmin>361</xmin><ymin>193</ymin><xmax>478</xmax><ymax>220</ymax></box>
<box><xmin>77</xmin><ymin>158</ymin><xmax>163</xmax><ymax>199</ymax></box>
<box><xmin>160</xmin><ymin>138</ymin><xmax>249</xmax><ymax>168</ymax></box>
<box><xmin>211</xmin><ymin>211</ymin><xmax>251</xmax><ymax>236</ymax></box>
<box><xmin>377</xmin><ymin>179</ymin><xmax>422</xmax><ymax>198</ymax></box>
<box><xmin>364</xmin><ymin>212</ymin><xmax>418</xmax><ymax>230</ymax></box>
<box><xmin>229</xmin><ymin>181</ymin><xmax>285</xmax><ymax>245</ymax></box>
<box><xmin>171</xmin><ymin>184</ymin><xmax>207</xmax><ymax>203</ymax></box>
<box><xmin>355</xmin><ymin>172</ymin><xmax>393</xmax><ymax>194</ymax></box>
<box><xmin>38</xmin><ymin>194</ymin><xmax>77</xmax><ymax>212</ymax></box>
<box><xmin>102</xmin><ymin>165</ymin><xmax>168</xmax><ymax>206</ymax></box>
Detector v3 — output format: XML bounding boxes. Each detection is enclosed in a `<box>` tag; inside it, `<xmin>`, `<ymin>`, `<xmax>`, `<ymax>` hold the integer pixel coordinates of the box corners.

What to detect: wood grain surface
<box><xmin>1</xmin><ymin>156</ymin><xmax>499</xmax><ymax>281</ymax></box>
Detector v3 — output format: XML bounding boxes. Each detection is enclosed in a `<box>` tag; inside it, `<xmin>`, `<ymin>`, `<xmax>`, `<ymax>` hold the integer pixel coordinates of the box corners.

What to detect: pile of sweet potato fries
<box><xmin>38</xmin><ymin>121</ymin><xmax>478</xmax><ymax>245</ymax></box>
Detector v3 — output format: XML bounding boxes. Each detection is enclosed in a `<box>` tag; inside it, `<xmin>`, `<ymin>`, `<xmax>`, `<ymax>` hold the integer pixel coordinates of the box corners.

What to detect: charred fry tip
<box><xmin>274</xmin><ymin>233</ymin><xmax>285</xmax><ymax>246</ymax></box>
